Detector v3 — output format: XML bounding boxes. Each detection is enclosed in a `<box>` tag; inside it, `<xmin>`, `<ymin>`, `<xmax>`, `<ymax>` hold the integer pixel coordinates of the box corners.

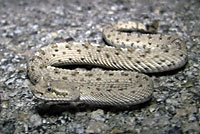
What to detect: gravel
<box><xmin>0</xmin><ymin>0</ymin><xmax>199</xmax><ymax>134</ymax></box>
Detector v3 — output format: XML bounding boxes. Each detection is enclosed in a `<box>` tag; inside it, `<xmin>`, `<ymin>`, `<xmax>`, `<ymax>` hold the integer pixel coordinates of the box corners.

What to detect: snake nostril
<box><xmin>47</xmin><ymin>87</ymin><xmax>51</xmax><ymax>91</ymax></box>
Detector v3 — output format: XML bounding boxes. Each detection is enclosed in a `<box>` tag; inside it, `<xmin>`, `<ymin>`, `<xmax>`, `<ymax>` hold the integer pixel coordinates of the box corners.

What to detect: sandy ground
<box><xmin>0</xmin><ymin>0</ymin><xmax>199</xmax><ymax>133</ymax></box>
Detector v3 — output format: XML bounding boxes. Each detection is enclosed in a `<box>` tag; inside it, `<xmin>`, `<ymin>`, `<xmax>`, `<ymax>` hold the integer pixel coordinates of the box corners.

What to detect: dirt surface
<box><xmin>0</xmin><ymin>0</ymin><xmax>199</xmax><ymax>133</ymax></box>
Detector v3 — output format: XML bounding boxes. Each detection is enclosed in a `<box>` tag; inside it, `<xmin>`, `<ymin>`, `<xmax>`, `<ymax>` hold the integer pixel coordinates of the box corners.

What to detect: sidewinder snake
<box><xmin>27</xmin><ymin>21</ymin><xmax>187</xmax><ymax>106</ymax></box>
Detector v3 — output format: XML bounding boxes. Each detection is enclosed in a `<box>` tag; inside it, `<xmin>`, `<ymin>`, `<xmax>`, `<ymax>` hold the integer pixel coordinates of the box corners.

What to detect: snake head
<box><xmin>31</xmin><ymin>76</ymin><xmax>80</xmax><ymax>102</ymax></box>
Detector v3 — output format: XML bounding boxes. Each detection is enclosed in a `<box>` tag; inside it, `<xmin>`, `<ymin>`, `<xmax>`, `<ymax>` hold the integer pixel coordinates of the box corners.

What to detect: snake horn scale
<box><xmin>27</xmin><ymin>21</ymin><xmax>187</xmax><ymax>106</ymax></box>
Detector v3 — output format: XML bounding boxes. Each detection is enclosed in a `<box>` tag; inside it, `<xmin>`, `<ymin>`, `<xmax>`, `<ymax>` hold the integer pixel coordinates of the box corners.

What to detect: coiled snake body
<box><xmin>27</xmin><ymin>22</ymin><xmax>187</xmax><ymax>106</ymax></box>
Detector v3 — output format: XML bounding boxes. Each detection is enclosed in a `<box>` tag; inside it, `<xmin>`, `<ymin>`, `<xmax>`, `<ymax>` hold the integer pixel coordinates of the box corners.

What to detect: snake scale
<box><xmin>27</xmin><ymin>21</ymin><xmax>187</xmax><ymax>106</ymax></box>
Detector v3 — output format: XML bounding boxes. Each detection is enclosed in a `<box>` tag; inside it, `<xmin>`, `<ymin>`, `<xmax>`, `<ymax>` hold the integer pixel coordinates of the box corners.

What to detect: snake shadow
<box><xmin>35</xmin><ymin>98</ymin><xmax>154</xmax><ymax>116</ymax></box>
<box><xmin>147</xmin><ymin>62</ymin><xmax>188</xmax><ymax>77</ymax></box>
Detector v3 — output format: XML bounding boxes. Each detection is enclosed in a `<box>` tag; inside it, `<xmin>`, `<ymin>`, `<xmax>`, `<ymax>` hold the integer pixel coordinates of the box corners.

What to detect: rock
<box><xmin>29</xmin><ymin>114</ymin><xmax>42</xmax><ymax>127</ymax></box>
<box><xmin>188</xmin><ymin>114</ymin><xmax>197</xmax><ymax>122</ymax></box>
<box><xmin>90</xmin><ymin>109</ymin><xmax>105</xmax><ymax>122</ymax></box>
<box><xmin>158</xmin><ymin>116</ymin><xmax>170</xmax><ymax>126</ymax></box>
<box><xmin>183</xmin><ymin>122</ymin><xmax>200</xmax><ymax>132</ymax></box>
<box><xmin>142</xmin><ymin>118</ymin><xmax>156</xmax><ymax>126</ymax></box>
<box><xmin>68</xmin><ymin>123</ymin><xmax>84</xmax><ymax>134</ymax></box>
<box><xmin>1</xmin><ymin>120</ymin><xmax>16</xmax><ymax>134</ymax></box>
<box><xmin>85</xmin><ymin>121</ymin><xmax>108</xmax><ymax>134</ymax></box>
<box><xmin>175</xmin><ymin>108</ymin><xmax>188</xmax><ymax>117</ymax></box>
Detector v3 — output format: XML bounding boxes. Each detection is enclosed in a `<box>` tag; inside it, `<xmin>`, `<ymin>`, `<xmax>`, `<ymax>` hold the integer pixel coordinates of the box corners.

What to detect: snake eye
<box><xmin>47</xmin><ymin>87</ymin><xmax>51</xmax><ymax>91</ymax></box>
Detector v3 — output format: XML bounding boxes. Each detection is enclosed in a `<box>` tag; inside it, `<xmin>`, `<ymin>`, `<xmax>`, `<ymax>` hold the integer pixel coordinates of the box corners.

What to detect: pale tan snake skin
<box><xmin>27</xmin><ymin>22</ymin><xmax>187</xmax><ymax>106</ymax></box>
